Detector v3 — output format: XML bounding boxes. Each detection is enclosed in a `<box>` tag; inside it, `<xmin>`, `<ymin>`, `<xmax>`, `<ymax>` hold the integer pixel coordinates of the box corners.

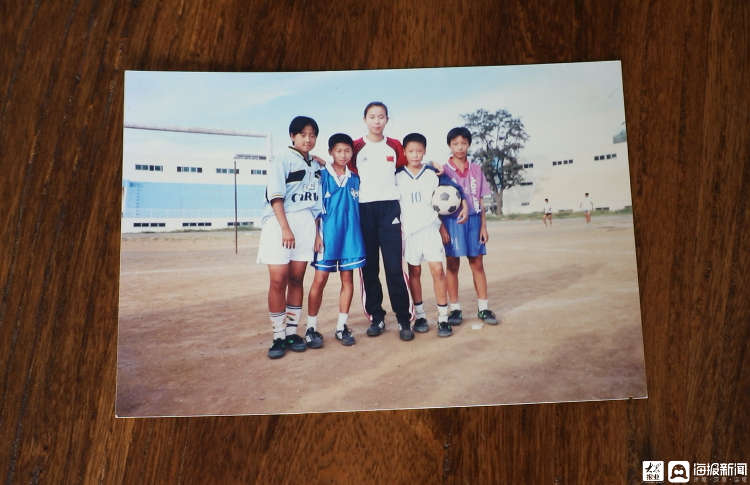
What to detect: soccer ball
<box><xmin>431</xmin><ymin>185</ymin><xmax>461</xmax><ymax>215</ymax></box>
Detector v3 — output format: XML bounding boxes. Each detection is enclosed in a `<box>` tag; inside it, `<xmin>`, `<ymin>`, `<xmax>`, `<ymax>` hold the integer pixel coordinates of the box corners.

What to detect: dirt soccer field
<box><xmin>116</xmin><ymin>215</ymin><xmax>647</xmax><ymax>417</ymax></box>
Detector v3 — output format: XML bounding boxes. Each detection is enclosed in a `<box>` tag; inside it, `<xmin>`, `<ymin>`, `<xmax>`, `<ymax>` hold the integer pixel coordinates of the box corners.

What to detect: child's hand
<box><xmin>439</xmin><ymin>224</ymin><xmax>451</xmax><ymax>245</ymax></box>
<box><xmin>479</xmin><ymin>226</ymin><xmax>489</xmax><ymax>245</ymax></box>
<box><xmin>314</xmin><ymin>234</ymin><xmax>324</xmax><ymax>253</ymax></box>
<box><xmin>456</xmin><ymin>200</ymin><xmax>468</xmax><ymax>224</ymax></box>
<box><xmin>311</xmin><ymin>155</ymin><xmax>326</xmax><ymax>167</ymax></box>
<box><xmin>430</xmin><ymin>160</ymin><xmax>444</xmax><ymax>175</ymax></box>
<box><xmin>281</xmin><ymin>226</ymin><xmax>296</xmax><ymax>248</ymax></box>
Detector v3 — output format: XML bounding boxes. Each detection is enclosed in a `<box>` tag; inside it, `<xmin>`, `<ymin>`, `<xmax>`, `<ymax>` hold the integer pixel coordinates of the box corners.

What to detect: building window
<box><xmin>182</xmin><ymin>222</ymin><xmax>212</xmax><ymax>227</ymax></box>
<box><xmin>178</xmin><ymin>167</ymin><xmax>203</xmax><ymax>173</ymax></box>
<box><xmin>136</xmin><ymin>164</ymin><xmax>162</xmax><ymax>171</ymax></box>
<box><xmin>217</xmin><ymin>168</ymin><xmax>239</xmax><ymax>174</ymax></box>
<box><xmin>520</xmin><ymin>182</ymin><xmax>533</xmax><ymax>186</ymax></box>
<box><xmin>235</xmin><ymin>154</ymin><xmax>268</xmax><ymax>160</ymax></box>
<box><xmin>134</xmin><ymin>222</ymin><xmax>165</xmax><ymax>227</ymax></box>
<box><xmin>523</xmin><ymin>163</ymin><xmax>534</xmax><ymax>169</ymax></box>
<box><xmin>552</xmin><ymin>161</ymin><xmax>557</xmax><ymax>166</ymax></box>
<box><xmin>251</xmin><ymin>169</ymin><xmax>268</xmax><ymax>175</ymax></box>
<box><xmin>521</xmin><ymin>202</ymin><xmax>530</xmax><ymax>206</ymax></box>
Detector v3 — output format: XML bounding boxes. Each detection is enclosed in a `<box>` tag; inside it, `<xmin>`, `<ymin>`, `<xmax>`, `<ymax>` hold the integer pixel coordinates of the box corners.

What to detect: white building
<box><xmin>502</xmin><ymin>129</ymin><xmax>631</xmax><ymax>214</ymax></box>
<box><xmin>122</xmin><ymin>150</ymin><xmax>270</xmax><ymax>233</ymax></box>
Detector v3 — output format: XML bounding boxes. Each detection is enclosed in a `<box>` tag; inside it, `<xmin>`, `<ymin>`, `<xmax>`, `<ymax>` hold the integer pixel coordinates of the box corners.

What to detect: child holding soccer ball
<box><xmin>395</xmin><ymin>133</ymin><xmax>467</xmax><ymax>339</ymax></box>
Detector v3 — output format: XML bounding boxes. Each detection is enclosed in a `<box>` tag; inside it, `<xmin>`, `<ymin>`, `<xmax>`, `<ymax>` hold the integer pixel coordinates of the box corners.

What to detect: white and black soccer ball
<box><xmin>431</xmin><ymin>185</ymin><xmax>461</xmax><ymax>215</ymax></box>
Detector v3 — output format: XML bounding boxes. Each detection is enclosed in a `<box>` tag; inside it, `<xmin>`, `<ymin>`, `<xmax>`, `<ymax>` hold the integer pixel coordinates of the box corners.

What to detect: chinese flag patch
<box><xmin>386</xmin><ymin>156</ymin><xmax>394</xmax><ymax>162</ymax></box>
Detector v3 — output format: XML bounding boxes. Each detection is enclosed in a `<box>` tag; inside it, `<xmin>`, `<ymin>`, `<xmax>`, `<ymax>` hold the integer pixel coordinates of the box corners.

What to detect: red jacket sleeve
<box><xmin>348</xmin><ymin>137</ymin><xmax>365</xmax><ymax>175</ymax></box>
<box><xmin>386</xmin><ymin>137</ymin><xmax>407</xmax><ymax>169</ymax></box>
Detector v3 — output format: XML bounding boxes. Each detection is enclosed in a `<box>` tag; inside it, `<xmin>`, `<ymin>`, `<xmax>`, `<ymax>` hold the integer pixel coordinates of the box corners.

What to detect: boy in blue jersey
<box><xmin>396</xmin><ymin>133</ymin><xmax>468</xmax><ymax>339</ymax></box>
<box><xmin>257</xmin><ymin>116</ymin><xmax>323</xmax><ymax>359</ymax></box>
<box><xmin>304</xmin><ymin>134</ymin><xmax>365</xmax><ymax>348</ymax></box>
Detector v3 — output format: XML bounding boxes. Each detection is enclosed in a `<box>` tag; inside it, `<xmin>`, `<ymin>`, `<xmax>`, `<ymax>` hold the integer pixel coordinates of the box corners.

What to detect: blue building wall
<box><xmin>124</xmin><ymin>182</ymin><xmax>266</xmax><ymax>210</ymax></box>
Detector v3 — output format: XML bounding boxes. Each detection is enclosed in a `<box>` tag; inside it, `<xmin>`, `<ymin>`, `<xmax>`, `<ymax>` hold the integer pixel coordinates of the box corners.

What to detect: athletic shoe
<box><xmin>437</xmin><ymin>321</ymin><xmax>453</xmax><ymax>337</ymax></box>
<box><xmin>286</xmin><ymin>333</ymin><xmax>307</xmax><ymax>352</ymax></box>
<box><xmin>268</xmin><ymin>338</ymin><xmax>286</xmax><ymax>359</ymax></box>
<box><xmin>478</xmin><ymin>309</ymin><xmax>499</xmax><ymax>325</ymax></box>
<box><xmin>413</xmin><ymin>317</ymin><xmax>429</xmax><ymax>333</ymax></box>
<box><xmin>447</xmin><ymin>309</ymin><xmax>463</xmax><ymax>325</ymax></box>
<box><xmin>335</xmin><ymin>325</ymin><xmax>355</xmax><ymax>346</ymax></box>
<box><xmin>366</xmin><ymin>320</ymin><xmax>385</xmax><ymax>337</ymax></box>
<box><xmin>304</xmin><ymin>327</ymin><xmax>324</xmax><ymax>349</ymax></box>
<box><xmin>398</xmin><ymin>322</ymin><xmax>414</xmax><ymax>341</ymax></box>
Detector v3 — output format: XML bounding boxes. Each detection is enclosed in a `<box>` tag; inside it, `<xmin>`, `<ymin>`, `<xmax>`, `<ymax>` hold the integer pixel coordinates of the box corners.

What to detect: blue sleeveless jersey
<box><xmin>318</xmin><ymin>165</ymin><xmax>366</xmax><ymax>262</ymax></box>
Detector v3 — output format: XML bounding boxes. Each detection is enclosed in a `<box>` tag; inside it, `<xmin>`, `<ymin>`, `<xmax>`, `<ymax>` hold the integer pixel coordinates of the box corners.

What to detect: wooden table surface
<box><xmin>1</xmin><ymin>0</ymin><xmax>748</xmax><ymax>483</ymax></box>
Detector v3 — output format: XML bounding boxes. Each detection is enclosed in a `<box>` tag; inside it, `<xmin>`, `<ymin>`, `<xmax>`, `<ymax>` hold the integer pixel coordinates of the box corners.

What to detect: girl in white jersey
<box><xmin>347</xmin><ymin>102</ymin><xmax>413</xmax><ymax>338</ymax></box>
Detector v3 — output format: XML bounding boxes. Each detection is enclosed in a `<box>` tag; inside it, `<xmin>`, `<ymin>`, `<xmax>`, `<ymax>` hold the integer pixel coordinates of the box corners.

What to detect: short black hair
<box><xmin>328</xmin><ymin>133</ymin><xmax>354</xmax><ymax>151</ymax></box>
<box><xmin>447</xmin><ymin>127</ymin><xmax>472</xmax><ymax>145</ymax></box>
<box><xmin>402</xmin><ymin>133</ymin><xmax>427</xmax><ymax>149</ymax></box>
<box><xmin>364</xmin><ymin>102</ymin><xmax>388</xmax><ymax>117</ymax></box>
<box><xmin>289</xmin><ymin>116</ymin><xmax>319</xmax><ymax>136</ymax></box>
<box><xmin>545</xmin><ymin>198</ymin><xmax>549</xmax><ymax>202</ymax></box>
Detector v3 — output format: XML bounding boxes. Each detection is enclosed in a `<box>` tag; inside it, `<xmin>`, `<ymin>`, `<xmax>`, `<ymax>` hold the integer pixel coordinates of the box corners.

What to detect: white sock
<box><xmin>478</xmin><ymin>299</ymin><xmax>489</xmax><ymax>312</ymax></box>
<box><xmin>337</xmin><ymin>313</ymin><xmax>348</xmax><ymax>331</ymax></box>
<box><xmin>450</xmin><ymin>302</ymin><xmax>461</xmax><ymax>312</ymax></box>
<box><xmin>437</xmin><ymin>304</ymin><xmax>448</xmax><ymax>323</ymax></box>
<box><xmin>270</xmin><ymin>311</ymin><xmax>286</xmax><ymax>340</ymax></box>
<box><xmin>285</xmin><ymin>305</ymin><xmax>302</xmax><ymax>336</ymax></box>
<box><xmin>414</xmin><ymin>302</ymin><xmax>426</xmax><ymax>320</ymax></box>
<box><xmin>306</xmin><ymin>314</ymin><xmax>318</xmax><ymax>331</ymax></box>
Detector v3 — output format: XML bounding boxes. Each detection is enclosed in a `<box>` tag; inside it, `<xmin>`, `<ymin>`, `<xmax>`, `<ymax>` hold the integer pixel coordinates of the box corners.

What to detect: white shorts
<box><xmin>403</xmin><ymin>222</ymin><xmax>445</xmax><ymax>266</ymax></box>
<box><xmin>256</xmin><ymin>210</ymin><xmax>316</xmax><ymax>264</ymax></box>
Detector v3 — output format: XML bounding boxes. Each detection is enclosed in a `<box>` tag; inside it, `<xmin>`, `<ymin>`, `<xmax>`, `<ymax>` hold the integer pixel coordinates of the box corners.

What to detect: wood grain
<box><xmin>1</xmin><ymin>0</ymin><xmax>748</xmax><ymax>482</ymax></box>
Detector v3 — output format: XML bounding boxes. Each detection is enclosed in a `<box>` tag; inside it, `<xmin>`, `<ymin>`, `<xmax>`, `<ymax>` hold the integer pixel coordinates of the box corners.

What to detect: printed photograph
<box><xmin>117</xmin><ymin>62</ymin><xmax>647</xmax><ymax>417</ymax></box>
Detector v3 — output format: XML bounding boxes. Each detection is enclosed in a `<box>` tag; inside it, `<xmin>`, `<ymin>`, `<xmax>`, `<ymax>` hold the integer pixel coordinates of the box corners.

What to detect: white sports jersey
<box><xmin>356</xmin><ymin>137</ymin><xmax>400</xmax><ymax>203</ymax></box>
<box><xmin>544</xmin><ymin>203</ymin><xmax>552</xmax><ymax>214</ymax></box>
<box><xmin>396</xmin><ymin>166</ymin><xmax>441</xmax><ymax>236</ymax></box>
<box><xmin>261</xmin><ymin>147</ymin><xmax>322</xmax><ymax>223</ymax></box>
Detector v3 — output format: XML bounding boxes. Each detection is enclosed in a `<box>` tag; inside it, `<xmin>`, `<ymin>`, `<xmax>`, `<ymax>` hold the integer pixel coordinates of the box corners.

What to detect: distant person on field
<box><xmin>543</xmin><ymin>198</ymin><xmax>553</xmax><ymax>227</ymax></box>
<box><xmin>304</xmin><ymin>134</ymin><xmax>365</xmax><ymax>349</ymax></box>
<box><xmin>257</xmin><ymin>116</ymin><xmax>322</xmax><ymax>360</ymax></box>
<box><xmin>395</xmin><ymin>133</ymin><xmax>467</xmax><ymax>339</ymax></box>
<box><xmin>580</xmin><ymin>193</ymin><xmax>593</xmax><ymax>226</ymax></box>
<box><xmin>441</xmin><ymin>127</ymin><xmax>499</xmax><ymax>326</ymax></box>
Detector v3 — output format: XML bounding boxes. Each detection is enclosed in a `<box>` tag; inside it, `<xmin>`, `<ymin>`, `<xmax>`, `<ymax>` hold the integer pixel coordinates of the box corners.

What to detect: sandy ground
<box><xmin>116</xmin><ymin>215</ymin><xmax>647</xmax><ymax>417</ymax></box>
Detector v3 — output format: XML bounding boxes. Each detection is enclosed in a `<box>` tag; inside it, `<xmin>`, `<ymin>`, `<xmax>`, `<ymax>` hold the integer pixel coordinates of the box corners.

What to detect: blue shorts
<box><xmin>311</xmin><ymin>255</ymin><xmax>366</xmax><ymax>272</ymax></box>
<box><xmin>443</xmin><ymin>213</ymin><xmax>487</xmax><ymax>258</ymax></box>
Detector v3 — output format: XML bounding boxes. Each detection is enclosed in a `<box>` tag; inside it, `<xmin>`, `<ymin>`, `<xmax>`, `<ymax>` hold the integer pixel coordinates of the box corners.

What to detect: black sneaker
<box><xmin>447</xmin><ymin>309</ymin><xmax>463</xmax><ymax>325</ymax></box>
<box><xmin>366</xmin><ymin>320</ymin><xmax>385</xmax><ymax>337</ymax></box>
<box><xmin>305</xmin><ymin>327</ymin><xmax>324</xmax><ymax>349</ymax></box>
<box><xmin>268</xmin><ymin>338</ymin><xmax>286</xmax><ymax>359</ymax></box>
<box><xmin>335</xmin><ymin>325</ymin><xmax>356</xmax><ymax>346</ymax></box>
<box><xmin>413</xmin><ymin>317</ymin><xmax>429</xmax><ymax>333</ymax></box>
<box><xmin>437</xmin><ymin>321</ymin><xmax>453</xmax><ymax>337</ymax></box>
<box><xmin>398</xmin><ymin>322</ymin><xmax>414</xmax><ymax>341</ymax></box>
<box><xmin>286</xmin><ymin>333</ymin><xmax>307</xmax><ymax>352</ymax></box>
<box><xmin>478</xmin><ymin>309</ymin><xmax>499</xmax><ymax>325</ymax></box>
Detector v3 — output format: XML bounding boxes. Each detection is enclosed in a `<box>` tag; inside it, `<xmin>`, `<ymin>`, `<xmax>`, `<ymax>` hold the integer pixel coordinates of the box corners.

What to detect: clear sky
<box><xmin>123</xmin><ymin>62</ymin><xmax>626</xmax><ymax>164</ymax></box>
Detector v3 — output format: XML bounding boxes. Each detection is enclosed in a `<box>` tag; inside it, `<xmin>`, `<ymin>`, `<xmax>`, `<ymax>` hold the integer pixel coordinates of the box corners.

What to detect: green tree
<box><xmin>460</xmin><ymin>109</ymin><xmax>530</xmax><ymax>215</ymax></box>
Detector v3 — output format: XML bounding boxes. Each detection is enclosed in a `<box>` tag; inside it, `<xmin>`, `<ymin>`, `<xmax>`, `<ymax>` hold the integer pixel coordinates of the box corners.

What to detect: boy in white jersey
<box><xmin>304</xmin><ymin>134</ymin><xmax>365</xmax><ymax>348</ymax></box>
<box><xmin>396</xmin><ymin>133</ymin><xmax>468</xmax><ymax>339</ymax></box>
<box><xmin>257</xmin><ymin>116</ymin><xmax>322</xmax><ymax>359</ymax></box>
